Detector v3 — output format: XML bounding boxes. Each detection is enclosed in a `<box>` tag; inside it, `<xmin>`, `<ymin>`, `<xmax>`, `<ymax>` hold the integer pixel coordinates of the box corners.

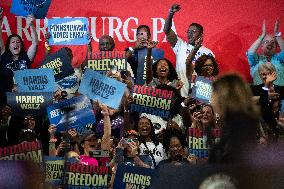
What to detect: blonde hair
<box><xmin>258</xmin><ymin>62</ymin><xmax>276</xmax><ymax>75</ymax></box>
<box><xmin>212</xmin><ymin>74</ymin><xmax>259</xmax><ymax>119</ymax></box>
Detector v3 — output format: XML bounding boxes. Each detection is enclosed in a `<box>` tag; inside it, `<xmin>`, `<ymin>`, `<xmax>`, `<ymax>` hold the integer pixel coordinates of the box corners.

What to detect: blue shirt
<box><xmin>246</xmin><ymin>50</ymin><xmax>284</xmax><ymax>86</ymax></box>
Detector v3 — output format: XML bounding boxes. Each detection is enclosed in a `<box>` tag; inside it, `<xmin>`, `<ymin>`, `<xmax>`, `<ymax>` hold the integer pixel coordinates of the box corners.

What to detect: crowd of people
<box><xmin>0</xmin><ymin>4</ymin><xmax>284</xmax><ymax>189</ymax></box>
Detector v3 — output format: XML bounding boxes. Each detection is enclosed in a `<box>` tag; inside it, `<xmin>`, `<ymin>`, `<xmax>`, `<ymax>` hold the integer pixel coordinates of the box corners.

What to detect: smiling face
<box><xmin>261</xmin><ymin>35</ymin><xmax>276</xmax><ymax>56</ymax></box>
<box><xmin>200</xmin><ymin>105</ymin><xmax>215</xmax><ymax>126</ymax></box>
<box><xmin>201</xmin><ymin>59</ymin><xmax>214</xmax><ymax>77</ymax></box>
<box><xmin>156</xmin><ymin>60</ymin><xmax>169</xmax><ymax>78</ymax></box>
<box><xmin>82</xmin><ymin>134</ymin><xmax>99</xmax><ymax>155</ymax></box>
<box><xmin>9</xmin><ymin>36</ymin><xmax>22</xmax><ymax>56</ymax></box>
<box><xmin>138</xmin><ymin>117</ymin><xmax>151</xmax><ymax>137</ymax></box>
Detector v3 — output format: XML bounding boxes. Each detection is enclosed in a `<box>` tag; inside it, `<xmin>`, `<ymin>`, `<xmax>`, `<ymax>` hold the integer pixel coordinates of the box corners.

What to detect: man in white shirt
<box><xmin>164</xmin><ymin>4</ymin><xmax>214</xmax><ymax>97</ymax></box>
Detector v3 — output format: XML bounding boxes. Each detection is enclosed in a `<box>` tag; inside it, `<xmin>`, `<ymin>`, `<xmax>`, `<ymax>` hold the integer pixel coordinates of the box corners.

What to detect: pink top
<box><xmin>80</xmin><ymin>155</ymin><xmax>98</xmax><ymax>166</ymax></box>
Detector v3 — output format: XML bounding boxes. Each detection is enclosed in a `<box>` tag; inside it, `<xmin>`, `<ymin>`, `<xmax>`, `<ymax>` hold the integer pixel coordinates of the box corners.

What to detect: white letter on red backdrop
<box><xmin>123</xmin><ymin>17</ymin><xmax>138</xmax><ymax>42</ymax></box>
<box><xmin>17</xmin><ymin>16</ymin><xmax>31</xmax><ymax>41</ymax></box>
<box><xmin>108</xmin><ymin>17</ymin><xmax>123</xmax><ymax>42</ymax></box>
<box><xmin>1</xmin><ymin>16</ymin><xmax>12</xmax><ymax>37</ymax></box>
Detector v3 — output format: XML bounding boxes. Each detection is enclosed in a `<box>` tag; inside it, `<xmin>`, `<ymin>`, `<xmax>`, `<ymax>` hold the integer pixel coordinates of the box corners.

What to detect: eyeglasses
<box><xmin>263</xmin><ymin>40</ymin><xmax>275</xmax><ymax>45</ymax></box>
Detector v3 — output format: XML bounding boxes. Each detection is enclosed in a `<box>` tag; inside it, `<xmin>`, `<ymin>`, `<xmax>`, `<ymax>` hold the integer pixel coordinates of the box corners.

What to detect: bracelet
<box><xmin>259</xmin><ymin>35</ymin><xmax>265</xmax><ymax>41</ymax></box>
<box><xmin>275</xmin><ymin>32</ymin><xmax>282</xmax><ymax>37</ymax></box>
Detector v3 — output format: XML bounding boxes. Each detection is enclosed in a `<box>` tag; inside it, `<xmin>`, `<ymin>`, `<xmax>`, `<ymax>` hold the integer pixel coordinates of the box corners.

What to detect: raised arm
<box><xmin>44</xmin><ymin>32</ymin><xmax>51</xmax><ymax>56</ymax></box>
<box><xmin>185</xmin><ymin>37</ymin><xmax>202</xmax><ymax>80</ymax></box>
<box><xmin>164</xmin><ymin>4</ymin><xmax>180</xmax><ymax>48</ymax></box>
<box><xmin>100</xmin><ymin>104</ymin><xmax>111</xmax><ymax>150</ymax></box>
<box><xmin>26</xmin><ymin>15</ymin><xmax>39</xmax><ymax>61</ymax></box>
<box><xmin>0</xmin><ymin>8</ymin><xmax>4</xmax><ymax>55</ymax></box>
<box><xmin>274</xmin><ymin>19</ymin><xmax>284</xmax><ymax>50</ymax></box>
<box><xmin>145</xmin><ymin>40</ymin><xmax>157</xmax><ymax>84</ymax></box>
<box><xmin>247</xmin><ymin>20</ymin><xmax>266</xmax><ymax>54</ymax></box>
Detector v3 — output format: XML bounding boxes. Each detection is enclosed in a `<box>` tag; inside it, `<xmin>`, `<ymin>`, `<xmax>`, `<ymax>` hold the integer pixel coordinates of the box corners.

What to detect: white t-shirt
<box><xmin>140</xmin><ymin>113</ymin><xmax>184</xmax><ymax>134</ymax></box>
<box><xmin>139</xmin><ymin>142</ymin><xmax>167</xmax><ymax>166</ymax></box>
<box><xmin>173</xmin><ymin>37</ymin><xmax>214</xmax><ymax>97</ymax></box>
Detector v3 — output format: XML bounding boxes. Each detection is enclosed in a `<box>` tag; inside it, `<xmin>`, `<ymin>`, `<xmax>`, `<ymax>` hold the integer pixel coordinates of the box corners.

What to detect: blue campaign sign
<box><xmin>44</xmin><ymin>156</ymin><xmax>65</xmax><ymax>187</ymax></box>
<box><xmin>10</xmin><ymin>0</ymin><xmax>51</xmax><ymax>19</ymax></box>
<box><xmin>79</xmin><ymin>69</ymin><xmax>126</xmax><ymax>109</ymax></box>
<box><xmin>192</xmin><ymin>76</ymin><xmax>212</xmax><ymax>103</ymax></box>
<box><xmin>46</xmin><ymin>95</ymin><xmax>96</xmax><ymax>133</ymax></box>
<box><xmin>113</xmin><ymin>164</ymin><xmax>155</xmax><ymax>189</ymax></box>
<box><xmin>48</xmin><ymin>18</ymin><xmax>89</xmax><ymax>45</ymax></box>
<box><xmin>6</xmin><ymin>92</ymin><xmax>53</xmax><ymax>116</ymax></box>
<box><xmin>40</xmin><ymin>48</ymin><xmax>75</xmax><ymax>81</ymax></box>
<box><xmin>14</xmin><ymin>68</ymin><xmax>56</xmax><ymax>92</ymax></box>
<box><xmin>136</xmin><ymin>48</ymin><xmax>164</xmax><ymax>85</ymax></box>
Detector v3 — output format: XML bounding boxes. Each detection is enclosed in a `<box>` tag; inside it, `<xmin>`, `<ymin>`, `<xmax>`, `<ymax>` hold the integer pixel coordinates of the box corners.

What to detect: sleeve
<box><xmin>246</xmin><ymin>51</ymin><xmax>259</xmax><ymax>68</ymax></box>
<box><xmin>172</xmin><ymin>37</ymin><xmax>185</xmax><ymax>55</ymax></box>
<box><xmin>115</xmin><ymin>148</ymin><xmax>124</xmax><ymax>164</ymax></box>
<box><xmin>275</xmin><ymin>50</ymin><xmax>284</xmax><ymax>63</ymax></box>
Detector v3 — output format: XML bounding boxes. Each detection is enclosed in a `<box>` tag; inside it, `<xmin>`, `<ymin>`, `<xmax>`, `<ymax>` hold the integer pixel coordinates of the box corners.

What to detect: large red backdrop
<box><xmin>1</xmin><ymin>0</ymin><xmax>284</xmax><ymax>82</ymax></box>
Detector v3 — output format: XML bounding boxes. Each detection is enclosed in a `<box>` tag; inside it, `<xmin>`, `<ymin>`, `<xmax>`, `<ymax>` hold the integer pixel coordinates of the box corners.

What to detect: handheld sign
<box><xmin>136</xmin><ymin>48</ymin><xmax>164</xmax><ymax>85</ymax></box>
<box><xmin>10</xmin><ymin>0</ymin><xmax>51</xmax><ymax>19</ymax></box>
<box><xmin>0</xmin><ymin>141</ymin><xmax>43</xmax><ymax>165</ymax></box>
<box><xmin>129</xmin><ymin>85</ymin><xmax>174</xmax><ymax>118</ymax></box>
<box><xmin>79</xmin><ymin>69</ymin><xmax>126</xmax><ymax>109</ymax></box>
<box><xmin>44</xmin><ymin>156</ymin><xmax>65</xmax><ymax>187</ymax></box>
<box><xmin>6</xmin><ymin>92</ymin><xmax>53</xmax><ymax>116</ymax></box>
<box><xmin>87</xmin><ymin>51</ymin><xmax>127</xmax><ymax>74</ymax></box>
<box><xmin>14</xmin><ymin>68</ymin><xmax>56</xmax><ymax>92</ymax></box>
<box><xmin>40</xmin><ymin>48</ymin><xmax>74</xmax><ymax>81</ymax></box>
<box><xmin>113</xmin><ymin>164</ymin><xmax>155</xmax><ymax>189</ymax></box>
<box><xmin>65</xmin><ymin>162</ymin><xmax>110</xmax><ymax>189</ymax></box>
<box><xmin>188</xmin><ymin>127</ymin><xmax>221</xmax><ymax>160</ymax></box>
<box><xmin>48</xmin><ymin>18</ymin><xmax>89</xmax><ymax>45</ymax></box>
<box><xmin>191</xmin><ymin>76</ymin><xmax>212</xmax><ymax>103</ymax></box>
<box><xmin>46</xmin><ymin>95</ymin><xmax>96</xmax><ymax>134</ymax></box>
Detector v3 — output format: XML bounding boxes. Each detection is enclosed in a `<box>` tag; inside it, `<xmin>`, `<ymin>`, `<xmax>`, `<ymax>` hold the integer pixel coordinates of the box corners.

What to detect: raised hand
<box><xmin>261</xmin><ymin>20</ymin><xmax>266</xmax><ymax>38</ymax></box>
<box><xmin>274</xmin><ymin>19</ymin><xmax>280</xmax><ymax>35</ymax></box>
<box><xmin>194</xmin><ymin>36</ymin><xmax>203</xmax><ymax>49</ymax></box>
<box><xmin>146</xmin><ymin>40</ymin><xmax>158</xmax><ymax>49</ymax></box>
<box><xmin>26</xmin><ymin>14</ymin><xmax>35</xmax><ymax>27</ymax></box>
<box><xmin>176</xmin><ymin>79</ymin><xmax>184</xmax><ymax>90</ymax></box>
<box><xmin>170</xmin><ymin>4</ymin><xmax>181</xmax><ymax>13</ymax></box>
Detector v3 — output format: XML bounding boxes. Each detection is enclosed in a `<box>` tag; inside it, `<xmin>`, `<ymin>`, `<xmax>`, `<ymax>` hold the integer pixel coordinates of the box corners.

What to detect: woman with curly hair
<box><xmin>194</xmin><ymin>54</ymin><xmax>219</xmax><ymax>78</ymax></box>
<box><xmin>145</xmin><ymin>41</ymin><xmax>183</xmax><ymax>90</ymax></box>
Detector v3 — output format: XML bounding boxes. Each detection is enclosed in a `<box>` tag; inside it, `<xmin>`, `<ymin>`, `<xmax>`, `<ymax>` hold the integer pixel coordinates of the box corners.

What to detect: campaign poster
<box><xmin>87</xmin><ymin>51</ymin><xmax>127</xmax><ymax>74</ymax></box>
<box><xmin>0</xmin><ymin>141</ymin><xmax>43</xmax><ymax>166</ymax></box>
<box><xmin>46</xmin><ymin>95</ymin><xmax>96</xmax><ymax>134</ymax></box>
<box><xmin>40</xmin><ymin>48</ymin><xmax>74</xmax><ymax>81</ymax></box>
<box><xmin>191</xmin><ymin>76</ymin><xmax>212</xmax><ymax>104</ymax></box>
<box><xmin>65</xmin><ymin>162</ymin><xmax>109</xmax><ymax>189</ymax></box>
<box><xmin>48</xmin><ymin>18</ymin><xmax>89</xmax><ymax>45</ymax></box>
<box><xmin>136</xmin><ymin>48</ymin><xmax>164</xmax><ymax>85</ymax></box>
<box><xmin>113</xmin><ymin>164</ymin><xmax>155</xmax><ymax>189</ymax></box>
<box><xmin>129</xmin><ymin>85</ymin><xmax>173</xmax><ymax>118</ymax></box>
<box><xmin>79</xmin><ymin>69</ymin><xmax>126</xmax><ymax>109</ymax></box>
<box><xmin>44</xmin><ymin>156</ymin><xmax>65</xmax><ymax>187</ymax></box>
<box><xmin>10</xmin><ymin>0</ymin><xmax>51</xmax><ymax>19</ymax></box>
<box><xmin>14</xmin><ymin>68</ymin><xmax>55</xmax><ymax>92</ymax></box>
<box><xmin>188</xmin><ymin>127</ymin><xmax>221</xmax><ymax>160</ymax></box>
<box><xmin>6</xmin><ymin>92</ymin><xmax>53</xmax><ymax>116</ymax></box>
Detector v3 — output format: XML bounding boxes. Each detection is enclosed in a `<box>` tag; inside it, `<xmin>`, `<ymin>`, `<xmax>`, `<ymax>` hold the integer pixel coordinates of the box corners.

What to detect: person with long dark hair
<box><xmin>0</xmin><ymin>11</ymin><xmax>38</xmax><ymax>104</ymax></box>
